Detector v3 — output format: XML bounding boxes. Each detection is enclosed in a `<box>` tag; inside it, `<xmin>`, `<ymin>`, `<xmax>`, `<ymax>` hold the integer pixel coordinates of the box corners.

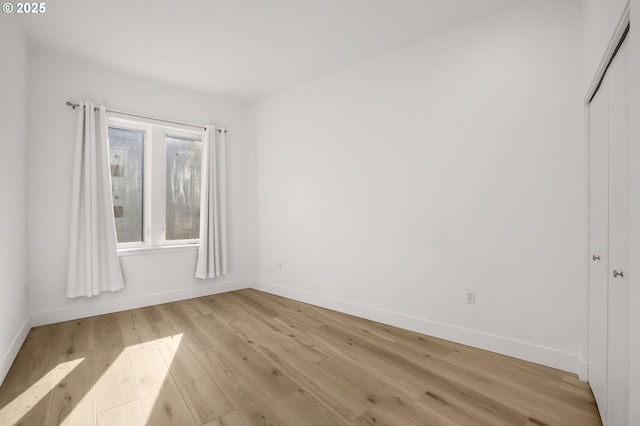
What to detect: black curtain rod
<box><xmin>65</xmin><ymin>101</ymin><xmax>227</xmax><ymax>134</ymax></box>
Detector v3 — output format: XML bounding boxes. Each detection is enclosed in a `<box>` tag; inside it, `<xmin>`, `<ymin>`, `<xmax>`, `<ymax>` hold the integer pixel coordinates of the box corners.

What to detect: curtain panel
<box><xmin>196</xmin><ymin>126</ymin><xmax>227</xmax><ymax>279</ymax></box>
<box><xmin>66</xmin><ymin>102</ymin><xmax>124</xmax><ymax>297</ymax></box>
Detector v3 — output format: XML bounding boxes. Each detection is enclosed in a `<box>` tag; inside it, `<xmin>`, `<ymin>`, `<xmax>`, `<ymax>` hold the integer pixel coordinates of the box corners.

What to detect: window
<box><xmin>108</xmin><ymin>118</ymin><xmax>203</xmax><ymax>250</ymax></box>
<box><xmin>165</xmin><ymin>136</ymin><xmax>202</xmax><ymax>241</ymax></box>
<box><xmin>109</xmin><ymin>127</ymin><xmax>144</xmax><ymax>243</ymax></box>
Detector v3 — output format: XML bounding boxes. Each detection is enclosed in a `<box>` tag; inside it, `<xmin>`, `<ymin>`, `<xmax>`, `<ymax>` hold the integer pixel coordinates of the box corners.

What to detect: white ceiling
<box><xmin>20</xmin><ymin>0</ymin><xmax>527</xmax><ymax>99</ymax></box>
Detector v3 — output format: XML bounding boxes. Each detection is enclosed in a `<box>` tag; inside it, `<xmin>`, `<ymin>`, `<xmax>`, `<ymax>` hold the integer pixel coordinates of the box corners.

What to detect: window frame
<box><xmin>107</xmin><ymin>116</ymin><xmax>204</xmax><ymax>252</ymax></box>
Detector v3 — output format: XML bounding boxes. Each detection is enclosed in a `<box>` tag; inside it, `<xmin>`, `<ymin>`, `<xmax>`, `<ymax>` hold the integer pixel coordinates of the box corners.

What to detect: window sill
<box><xmin>118</xmin><ymin>244</ymin><xmax>199</xmax><ymax>257</ymax></box>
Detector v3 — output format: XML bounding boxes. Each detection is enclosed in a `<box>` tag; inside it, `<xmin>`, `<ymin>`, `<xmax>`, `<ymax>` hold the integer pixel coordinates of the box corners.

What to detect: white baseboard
<box><xmin>578</xmin><ymin>358</ymin><xmax>589</xmax><ymax>382</ymax></box>
<box><xmin>30</xmin><ymin>279</ymin><xmax>250</xmax><ymax>327</ymax></box>
<box><xmin>0</xmin><ymin>314</ymin><xmax>31</xmax><ymax>385</ymax></box>
<box><xmin>252</xmin><ymin>280</ymin><xmax>582</xmax><ymax>374</ymax></box>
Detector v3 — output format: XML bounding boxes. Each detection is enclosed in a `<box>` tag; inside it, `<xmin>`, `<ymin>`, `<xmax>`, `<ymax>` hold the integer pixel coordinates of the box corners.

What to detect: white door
<box><xmin>606</xmin><ymin>37</ymin><xmax>629</xmax><ymax>426</ymax></box>
<box><xmin>588</xmin><ymin>35</ymin><xmax>630</xmax><ymax>426</ymax></box>
<box><xmin>588</xmin><ymin>72</ymin><xmax>609</xmax><ymax>419</ymax></box>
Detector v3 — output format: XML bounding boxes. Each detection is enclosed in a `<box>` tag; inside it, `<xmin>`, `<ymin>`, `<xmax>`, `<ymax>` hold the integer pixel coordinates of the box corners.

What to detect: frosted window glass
<box><xmin>109</xmin><ymin>127</ymin><xmax>144</xmax><ymax>243</ymax></box>
<box><xmin>165</xmin><ymin>136</ymin><xmax>201</xmax><ymax>240</ymax></box>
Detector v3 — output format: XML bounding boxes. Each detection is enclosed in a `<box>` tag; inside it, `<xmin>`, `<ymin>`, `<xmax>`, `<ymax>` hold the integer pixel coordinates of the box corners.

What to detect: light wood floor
<box><xmin>0</xmin><ymin>289</ymin><xmax>601</xmax><ymax>426</ymax></box>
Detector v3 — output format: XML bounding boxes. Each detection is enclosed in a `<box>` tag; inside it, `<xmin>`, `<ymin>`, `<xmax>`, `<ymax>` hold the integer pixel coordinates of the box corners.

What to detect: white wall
<box><xmin>254</xmin><ymin>0</ymin><xmax>584</xmax><ymax>372</ymax></box>
<box><xmin>28</xmin><ymin>51</ymin><xmax>254</xmax><ymax>325</ymax></box>
<box><xmin>0</xmin><ymin>19</ymin><xmax>31</xmax><ymax>383</ymax></box>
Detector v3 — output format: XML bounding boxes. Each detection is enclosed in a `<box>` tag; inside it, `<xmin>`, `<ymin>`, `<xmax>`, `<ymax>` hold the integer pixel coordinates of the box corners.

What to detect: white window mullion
<box><xmin>150</xmin><ymin>126</ymin><xmax>165</xmax><ymax>247</ymax></box>
<box><xmin>142</xmin><ymin>128</ymin><xmax>153</xmax><ymax>247</ymax></box>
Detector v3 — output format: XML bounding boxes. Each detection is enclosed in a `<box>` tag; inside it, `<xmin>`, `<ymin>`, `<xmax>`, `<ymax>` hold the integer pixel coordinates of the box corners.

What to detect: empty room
<box><xmin>1</xmin><ymin>0</ymin><xmax>639</xmax><ymax>425</ymax></box>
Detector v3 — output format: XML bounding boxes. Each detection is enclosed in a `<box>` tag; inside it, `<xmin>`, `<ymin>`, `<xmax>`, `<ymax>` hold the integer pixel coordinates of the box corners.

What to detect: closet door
<box><xmin>588</xmin><ymin>74</ymin><xmax>609</xmax><ymax>419</ymax></box>
<box><xmin>606</xmin><ymin>37</ymin><xmax>629</xmax><ymax>426</ymax></box>
<box><xmin>588</xmin><ymin>35</ymin><xmax>630</xmax><ymax>426</ymax></box>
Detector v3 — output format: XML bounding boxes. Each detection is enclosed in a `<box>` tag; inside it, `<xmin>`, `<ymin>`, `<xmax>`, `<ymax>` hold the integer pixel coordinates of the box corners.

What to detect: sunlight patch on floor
<box><xmin>126</xmin><ymin>333</ymin><xmax>184</xmax><ymax>421</ymax></box>
<box><xmin>1</xmin><ymin>333</ymin><xmax>187</xmax><ymax>424</ymax></box>
<box><xmin>0</xmin><ymin>358</ymin><xmax>84</xmax><ymax>425</ymax></box>
<box><xmin>95</xmin><ymin>351</ymin><xmax>139</xmax><ymax>414</ymax></box>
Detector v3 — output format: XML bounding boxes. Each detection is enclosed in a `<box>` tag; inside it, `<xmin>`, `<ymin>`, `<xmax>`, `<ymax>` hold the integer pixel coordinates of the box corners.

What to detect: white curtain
<box><xmin>196</xmin><ymin>126</ymin><xmax>227</xmax><ymax>278</ymax></box>
<box><xmin>66</xmin><ymin>102</ymin><xmax>124</xmax><ymax>298</ymax></box>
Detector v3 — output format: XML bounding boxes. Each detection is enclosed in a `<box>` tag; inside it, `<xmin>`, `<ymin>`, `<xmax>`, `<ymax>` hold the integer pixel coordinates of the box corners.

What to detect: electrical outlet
<box><xmin>466</xmin><ymin>291</ymin><xmax>475</xmax><ymax>304</ymax></box>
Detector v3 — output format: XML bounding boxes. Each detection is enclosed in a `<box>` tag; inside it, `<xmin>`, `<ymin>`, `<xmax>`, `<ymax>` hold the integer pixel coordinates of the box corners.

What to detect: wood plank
<box><xmin>559</xmin><ymin>374</ymin><xmax>598</xmax><ymax>401</ymax></box>
<box><xmin>162</xmin><ymin>305</ymin><xmax>218</xmax><ymax>352</ymax></box>
<box><xmin>177</xmin><ymin>376</ymin><xmax>234</xmax><ymax>424</ymax></box>
<box><xmin>113</xmin><ymin>309</ymin><xmax>163</xmax><ymax>349</ymax></box>
<box><xmin>198</xmin><ymin>318</ymin><xmax>300</xmax><ymax>400</ymax></box>
<box><xmin>156</xmin><ymin>333</ymin><xmax>210</xmax><ymax>387</ymax></box>
<box><xmin>300</xmin><ymin>357</ymin><xmax>415</xmax><ymax>417</ymax></box>
<box><xmin>0</xmin><ymin>322</ymin><xmax>75</xmax><ymax>403</ymax></box>
<box><xmin>96</xmin><ymin>400</ymin><xmax>145</xmax><ymax>426</ymax></box>
<box><xmin>228</xmin><ymin>324</ymin><xmax>360</xmax><ymax>422</ymax></box>
<box><xmin>416</xmin><ymin>387</ymin><xmax>519</xmax><ymax>426</ymax></box>
<box><xmin>198</xmin><ymin>296</ymin><xmax>245</xmax><ymax>326</ymax></box>
<box><xmin>195</xmin><ymin>346</ymin><xmax>291</xmax><ymax>426</ymax></box>
<box><xmin>215</xmin><ymin>410</ymin><xmax>248</xmax><ymax>426</ymax></box>
<box><xmin>444</xmin><ymin>350</ymin><xmax>599</xmax><ymax>423</ymax></box>
<box><xmin>93</xmin><ymin>314</ymin><xmax>138</xmax><ymax>415</ymax></box>
<box><xmin>275</xmin><ymin>387</ymin><xmax>351</xmax><ymax>425</ymax></box>
<box><xmin>357</xmin><ymin>405</ymin><xmax>453</xmax><ymax>426</ymax></box>
<box><xmin>237</xmin><ymin>289</ymin><xmax>326</xmax><ymax>329</ymax></box>
<box><xmin>0</xmin><ymin>378</ymin><xmax>53</xmax><ymax>426</ymax></box>
<box><xmin>94</xmin><ymin>351</ymin><xmax>138</xmax><ymax>414</ymax></box>
<box><xmin>127</xmin><ymin>344</ymin><xmax>196</xmax><ymax>425</ymax></box>
<box><xmin>43</xmin><ymin>352</ymin><xmax>96</xmax><ymax>426</ymax></box>
<box><xmin>233</xmin><ymin>320</ymin><xmax>327</xmax><ymax>367</ymax></box>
